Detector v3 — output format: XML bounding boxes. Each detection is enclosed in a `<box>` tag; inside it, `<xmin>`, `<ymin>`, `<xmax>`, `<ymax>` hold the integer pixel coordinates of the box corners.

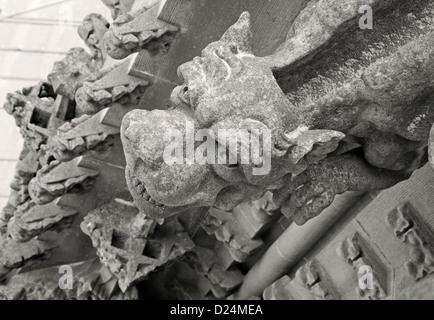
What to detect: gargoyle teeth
<box><xmin>133</xmin><ymin>178</ymin><xmax>166</xmax><ymax>208</ymax></box>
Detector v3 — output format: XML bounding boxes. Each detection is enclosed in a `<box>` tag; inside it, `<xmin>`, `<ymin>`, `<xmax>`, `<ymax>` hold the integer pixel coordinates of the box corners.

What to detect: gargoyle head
<box><xmin>121</xmin><ymin>13</ymin><xmax>344</xmax><ymax>221</ymax></box>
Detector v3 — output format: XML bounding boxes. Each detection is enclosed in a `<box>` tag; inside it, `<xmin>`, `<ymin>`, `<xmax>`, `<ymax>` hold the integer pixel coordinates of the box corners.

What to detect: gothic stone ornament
<box><xmin>386</xmin><ymin>202</ymin><xmax>434</xmax><ymax>280</ymax></box>
<box><xmin>28</xmin><ymin>158</ymin><xmax>99</xmax><ymax>205</ymax></box>
<box><xmin>0</xmin><ymin>234</ymin><xmax>60</xmax><ymax>282</ymax></box>
<box><xmin>122</xmin><ymin>0</ymin><xmax>434</xmax><ymax>225</ymax></box>
<box><xmin>336</xmin><ymin>232</ymin><xmax>387</xmax><ymax>300</ymax></box>
<box><xmin>75</xmin><ymin>61</ymin><xmax>149</xmax><ymax>117</ymax></box>
<box><xmin>201</xmin><ymin>208</ymin><xmax>264</xmax><ymax>263</ymax></box>
<box><xmin>121</xmin><ymin>12</ymin><xmax>345</xmax><ymax>222</ymax></box>
<box><xmin>7</xmin><ymin>200</ymin><xmax>78</xmax><ymax>243</ymax></box>
<box><xmin>294</xmin><ymin>260</ymin><xmax>339</xmax><ymax>300</ymax></box>
<box><xmin>0</xmin><ymin>148</ymin><xmax>39</xmax><ymax>228</ymax></box>
<box><xmin>42</xmin><ymin>108</ymin><xmax>120</xmax><ymax>164</ymax></box>
<box><xmin>101</xmin><ymin>0</ymin><xmax>136</xmax><ymax>20</ymax></box>
<box><xmin>0</xmin><ymin>259</ymin><xmax>138</xmax><ymax>300</ymax></box>
<box><xmin>78</xmin><ymin>14</ymin><xmax>111</xmax><ymax>68</ymax></box>
<box><xmin>182</xmin><ymin>247</ymin><xmax>244</xmax><ymax>298</ymax></box>
<box><xmin>48</xmin><ymin>48</ymin><xmax>97</xmax><ymax>101</ymax></box>
<box><xmin>81</xmin><ymin>199</ymin><xmax>194</xmax><ymax>292</ymax></box>
<box><xmin>103</xmin><ymin>3</ymin><xmax>179</xmax><ymax>60</ymax></box>
<box><xmin>4</xmin><ymin>82</ymin><xmax>56</xmax><ymax>152</ymax></box>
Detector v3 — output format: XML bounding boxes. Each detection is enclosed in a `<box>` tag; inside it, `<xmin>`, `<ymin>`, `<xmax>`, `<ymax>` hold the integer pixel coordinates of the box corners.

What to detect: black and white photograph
<box><xmin>0</xmin><ymin>0</ymin><xmax>433</xmax><ymax>307</ymax></box>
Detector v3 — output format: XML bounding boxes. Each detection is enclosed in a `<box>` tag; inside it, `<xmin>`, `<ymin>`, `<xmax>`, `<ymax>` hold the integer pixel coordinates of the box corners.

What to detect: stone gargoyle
<box><xmin>121</xmin><ymin>0</ymin><xmax>434</xmax><ymax>225</ymax></box>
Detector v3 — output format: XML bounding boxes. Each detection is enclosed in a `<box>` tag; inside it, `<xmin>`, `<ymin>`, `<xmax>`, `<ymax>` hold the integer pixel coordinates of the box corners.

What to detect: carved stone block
<box><xmin>337</xmin><ymin>232</ymin><xmax>388</xmax><ymax>300</ymax></box>
<box><xmin>386</xmin><ymin>202</ymin><xmax>434</xmax><ymax>280</ymax></box>
<box><xmin>81</xmin><ymin>199</ymin><xmax>194</xmax><ymax>292</ymax></box>
<box><xmin>201</xmin><ymin>208</ymin><xmax>264</xmax><ymax>263</ymax></box>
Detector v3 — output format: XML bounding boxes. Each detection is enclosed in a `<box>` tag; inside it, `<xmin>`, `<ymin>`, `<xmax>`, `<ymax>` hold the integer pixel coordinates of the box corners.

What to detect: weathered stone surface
<box><xmin>122</xmin><ymin>1</ymin><xmax>434</xmax><ymax>226</ymax></box>
<box><xmin>78</xmin><ymin>14</ymin><xmax>111</xmax><ymax>68</ymax></box>
<box><xmin>232</xmin><ymin>192</ymin><xmax>280</xmax><ymax>239</ymax></box>
<box><xmin>28</xmin><ymin>158</ymin><xmax>99</xmax><ymax>205</ymax></box>
<box><xmin>0</xmin><ymin>259</ymin><xmax>138</xmax><ymax>300</ymax></box>
<box><xmin>103</xmin><ymin>2</ymin><xmax>178</xmax><ymax>59</ymax></box>
<box><xmin>182</xmin><ymin>246</ymin><xmax>243</xmax><ymax>298</ymax></box>
<box><xmin>81</xmin><ymin>199</ymin><xmax>194</xmax><ymax>292</ymax></box>
<box><xmin>120</xmin><ymin>12</ymin><xmax>345</xmax><ymax>223</ymax></box>
<box><xmin>336</xmin><ymin>232</ymin><xmax>387</xmax><ymax>300</ymax></box>
<box><xmin>4</xmin><ymin>82</ymin><xmax>56</xmax><ymax>152</ymax></box>
<box><xmin>75</xmin><ymin>60</ymin><xmax>149</xmax><ymax>117</ymax></box>
<box><xmin>201</xmin><ymin>208</ymin><xmax>263</xmax><ymax>263</ymax></box>
<box><xmin>42</xmin><ymin>109</ymin><xmax>120</xmax><ymax>164</ymax></box>
<box><xmin>262</xmin><ymin>275</ymin><xmax>292</xmax><ymax>300</ymax></box>
<box><xmin>399</xmin><ymin>275</ymin><xmax>434</xmax><ymax>300</ymax></box>
<box><xmin>3</xmin><ymin>0</ymin><xmax>434</xmax><ymax>301</ymax></box>
<box><xmin>7</xmin><ymin>200</ymin><xmax>78</xmax><ymax>243</ymax></box>
<box><xmin>0</xmin><ymin>234</ymin><xmax>59</xmax><ymax>282</ymax></box>
<box><xmin>48</xmin><ymin>48</ymin><xmax>97</xmax><ymax>100</ymax></box>
<box><xmin>0</xmin><ymin>148</ymin><xmax>39</xmax><ymax>227</ymax></box>
<box><xmin>101</xmin><ymin>0</ymin><xmax>136</xmax><ymax>20</ymax></box>
<box><xmin>386</xmin><ymin>202</ymin><xmax>434</xmax><ymax>280</ymax></box>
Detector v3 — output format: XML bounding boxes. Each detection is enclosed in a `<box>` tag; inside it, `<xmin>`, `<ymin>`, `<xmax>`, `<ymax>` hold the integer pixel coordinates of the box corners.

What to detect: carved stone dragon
<box><xmin>122</xmin><ymin>0</ymin><xmax>434</xmax><ymax>225</ymax></box>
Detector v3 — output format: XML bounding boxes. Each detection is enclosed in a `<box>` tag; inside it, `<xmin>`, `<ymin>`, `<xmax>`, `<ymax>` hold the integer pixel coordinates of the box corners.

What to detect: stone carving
<box><xmin>75</xmin><ymin>61</ymin><xmax>149</xmax><ymax>117</ymax></box>
<box><xmin>0</xmin><ymin>234</ymin><xmax>59</xmax><ymax>282</ymax></box>
<box><xmin>0</xmin><ymin>259</ymin><xmax>138</xmax><ymax>300</ymax></box>
<box><xmin>0</xmin><ymin>148</ymin><xmax>39</xmax><ymax>229</ymax></box>
<box><xmin>337</xmin><ymin>232</ymin><xmax>387</xmax><ymax>300</ymax></box>
<box><xmin>292</xmin><ymin>260</ymin><xmax>338</xmax><ymax>300</ymax></box>
<box><xmin>232</xmin><ymin>191</ymin><xmax>281</xmax><ymax>239</ymax></box>
<box><xmin>52</xmin><ymin>95</ymin><xmax>76</xmax><ymax>122</ymax></box>
<box><xmin>201</xmin><ymin>208</ymin><xmax>264</xmax><ymax>263</ymax></box>
<box><xmin>398</xmin><ymin>275</ymin><xmax>434</xmax><ymax>300</ymax></box>
<box><xmin>4</xmin><ymin>82</ymin><xmax>56</xmax><ymax>152</ymax></box>
<box><xmin>120</xmin><ymin>13</ymin><xmax>346</xmax><ymax>223</ymax></box>
<box><xmin>78</xmin><ymin>14</ymin><xmax>111</xmax><ymax>68</ymax></box>
<box><xmin>103</xmin><ymin>3</ymin><xmax>179</xmax><ymax>59</ymax></box>
<box><xmin>2</xmin><ymin>0</ymin><xmax>434</xmax><ymax>301</ymax></box>
<box><xmin>28</xmin><ymin>158</ymin><xmax>99</xmax><ymax>205</ymax></box>
<box><xmin>263</xmin><ymin>260</ymin><xmax>339</xmax><ymax>300</ymax></box>
<box><xmin>386</xmin><ymin>202</ymin><xmax>434</xmax><ymax>280</ymax></box>
<box><xmin>81</xmin><ymin>199</ymin><xmax>194</xmax><ymax>292</ymax></box>
<box><xmin>48</xmin><ymin>48</ymin><xmax>97</xmax><ymax>100</ymax></box>
<box><xmin>122</xmin><ymin>0</ymin><xmax>434</xmax><ymax>226</ymax></box>
<box><xmin>182</xmin><ymin>246</ymin><xmax>244</xmax><ymax>298</ymax></box>
<box><xmin>7</xmin><ymin>200</ymin><xmax>78</xmax><ymax>243</ymax></box>
<box><xmin>101</xmin><ymin>0</ymin><xmax>136</xmax><ymax>20</ymax></box>
<box><xmin>262</xmin><ymin>276</ymin><xmax>293</xmax><ymax>300</ymax></box>
<box><xmin>42</xmin><ymin>108</ymin><xmax>120</xmax><ymax>164</ymax></box>
<box><xmin>274</xmin><ymin>154</ymin><xmax>405</xmax><ymax>224</ymax></box>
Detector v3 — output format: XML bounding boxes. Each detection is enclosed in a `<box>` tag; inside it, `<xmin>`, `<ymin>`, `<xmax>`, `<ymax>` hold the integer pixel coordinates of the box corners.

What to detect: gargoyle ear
<box><xmin>284</xmin><ymin>128</ymin><xmax>345</xmax><ymax>164</ymax></box>
<box><xmin>220</xmin><ymin>11</ymin><xmax>253</xmax><ymax>53</ymax></box>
